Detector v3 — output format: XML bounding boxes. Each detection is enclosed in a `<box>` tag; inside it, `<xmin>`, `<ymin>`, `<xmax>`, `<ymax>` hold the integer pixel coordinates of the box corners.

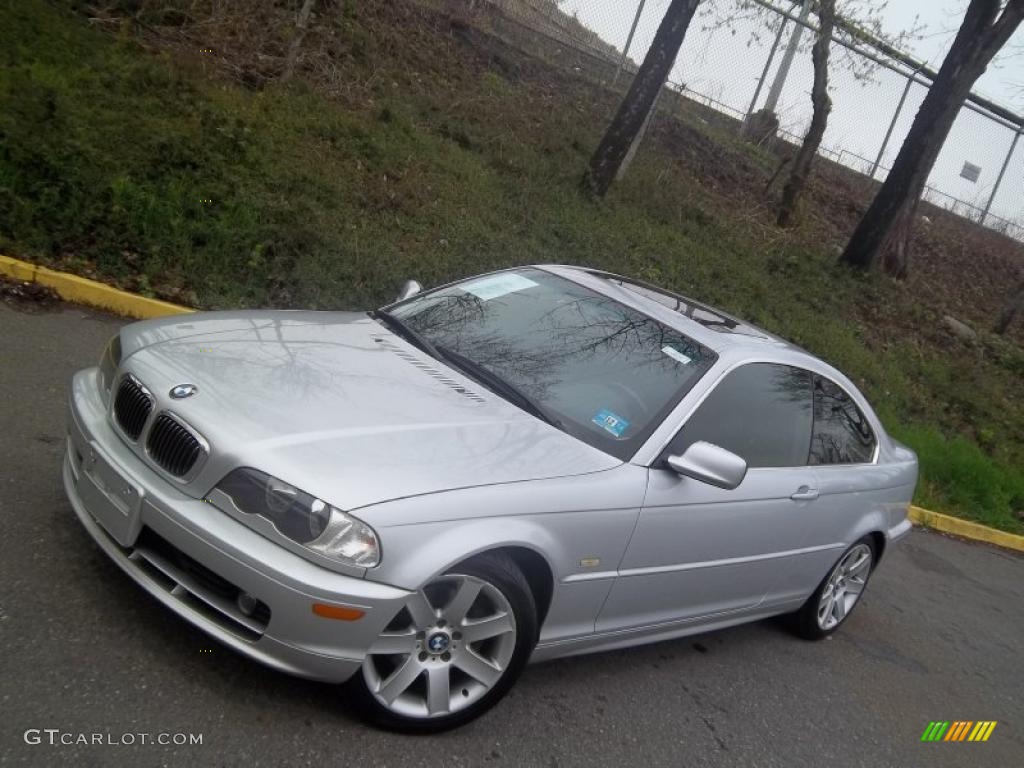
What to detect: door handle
<box><xmin>790</xmin><ymin>486</ymin><xmax>819</xmax><ymax>501</ymax></box>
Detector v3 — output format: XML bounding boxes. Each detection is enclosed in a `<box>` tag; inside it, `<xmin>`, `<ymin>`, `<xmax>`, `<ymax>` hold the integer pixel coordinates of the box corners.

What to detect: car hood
<box><xmin>120</xmin><ymin>311</ymin><xmax>620</xmax><ymax>511</ymax></box>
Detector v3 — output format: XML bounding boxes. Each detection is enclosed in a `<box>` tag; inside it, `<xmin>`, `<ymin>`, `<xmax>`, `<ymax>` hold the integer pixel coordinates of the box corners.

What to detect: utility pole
<box><xmin>612</xmin><ymin>0</ymin><xmax>647</xmax><ymax>87</ymax></box>
<box><xmin>616</xmin><ymin>85</ymin><xmax>665</xmax><ymax>180</ymax></box>
<box><xmin>761</xmin><ymin>0</ymin><xmax>812</xmax><ymax>116</ymax></box>
<box><xmin>743</xmin><ymin>16</ymin><xmax>788</xmax><ymax>128</ymax></box>
<box><xmin>282</xmin><ymin>0</ymin><xmax>316</xmax><ymax>81</ymax></box>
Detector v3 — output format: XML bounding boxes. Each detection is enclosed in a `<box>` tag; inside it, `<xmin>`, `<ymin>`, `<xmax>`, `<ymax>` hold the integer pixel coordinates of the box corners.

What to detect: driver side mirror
<box><xmin>666</xmin><ymin>441</ymin><xmax>748</xmax><ymax>490</ymax></box>
<box><xmin>396</xmin><ymin>280</ymin><xmax>422</xmax><ymax>302</ymax></box>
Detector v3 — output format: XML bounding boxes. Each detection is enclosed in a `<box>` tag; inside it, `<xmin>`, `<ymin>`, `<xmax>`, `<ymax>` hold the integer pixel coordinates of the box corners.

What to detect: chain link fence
<box><xmin>471</xmin><ymin>0</ymin><xmax>1024</xmax><ymax>241</ymax></box>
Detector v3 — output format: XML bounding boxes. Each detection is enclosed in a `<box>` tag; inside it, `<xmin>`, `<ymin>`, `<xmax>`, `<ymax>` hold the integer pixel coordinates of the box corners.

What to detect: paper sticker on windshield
<box><xmin>460</xmin><ymin>273</ymin><xmax>538</xmax><ymax>301</ymax></box>
<box><xmin>662</xmin><ymin>346</ymin><xmax>692</xmax><ymax>365</ymax></box>
<box><xmin>592</xmin><ymin>409</ymin><xmax>630</xmax><ymax>438</ymax></box>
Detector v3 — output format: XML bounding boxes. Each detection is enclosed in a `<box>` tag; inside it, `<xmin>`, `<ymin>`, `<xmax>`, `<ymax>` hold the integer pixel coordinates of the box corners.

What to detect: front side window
<box><xmin>385</xmin><ymin>269</ymin><xmax>717</xmax><ymax>460</ymax></box>
<box><xmin>666</xmin><ymin>363</ymin><xmax>813</xmax><ymax>468</ymax></box>
<box><xmin>809</xmin><ymin>375</ymin><xmax>876</xmax><ymax>464</ymax></box>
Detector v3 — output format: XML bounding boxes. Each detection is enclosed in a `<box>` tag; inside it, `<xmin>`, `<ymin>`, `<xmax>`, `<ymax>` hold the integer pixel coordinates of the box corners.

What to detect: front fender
<box><xmin>367</xmin><ymin>507</ymin><xmax>643</xmax><ymax>646</ymax></box>
<box><xmin>360</xmin><ymin>467</ymin><xmax>647</xmax><ymax>591</ymax></box>
<box><xmin>371</xmin><ymin>516</ymin><xmax>562</xmax><ymax>590</ymax></box>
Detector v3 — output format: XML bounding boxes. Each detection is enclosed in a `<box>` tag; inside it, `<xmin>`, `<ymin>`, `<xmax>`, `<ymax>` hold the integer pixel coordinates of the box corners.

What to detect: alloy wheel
<box><xmin>817</xmin><ymin>543</ymin><xmax>872</xmax><ymax>630</ymax></box>
<box><xmin>362</xmin><ymin>574</ymin><xmax>518</xmax><ymax>719</ymax></box>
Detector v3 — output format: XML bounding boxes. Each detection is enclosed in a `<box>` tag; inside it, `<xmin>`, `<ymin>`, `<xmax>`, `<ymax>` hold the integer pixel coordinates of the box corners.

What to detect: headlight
<box><xmin>211</xmin><ymin>468</ymin><xmax>380</xmax><ymax>567</ymax></box>
<box><xmin>98</xmin><ymin>334</ymin><xmax>122</xmax><ymax>397</ymax></box>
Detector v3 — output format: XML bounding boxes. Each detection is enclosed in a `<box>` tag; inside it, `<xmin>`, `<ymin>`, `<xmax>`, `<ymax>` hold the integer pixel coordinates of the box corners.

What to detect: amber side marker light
<box><xmin>312</xmin><ymin>603</ymin><xmax>365</xmax><ymax>621</ymax></box>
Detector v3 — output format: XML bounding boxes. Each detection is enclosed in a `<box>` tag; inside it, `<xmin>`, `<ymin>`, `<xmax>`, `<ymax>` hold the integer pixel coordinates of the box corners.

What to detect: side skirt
<box><xmin>529</xmin><ymin>598</ymin><xmax>806</xmax><ymax>663</ymax></box>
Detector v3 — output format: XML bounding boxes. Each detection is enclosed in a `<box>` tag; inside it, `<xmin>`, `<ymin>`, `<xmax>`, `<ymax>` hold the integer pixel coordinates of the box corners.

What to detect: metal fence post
<box><xmin>870</xmin><ymin>68</ymin><xmax>920</xmax><ymax>179</ymax></box>
<box><xmin>611</xmin><ymin>0</ymin><xmax>646</xmax><ymax>87</ymax></box>
<box><xmin>981</xmin><ymin>127</ymin><xmax>1022</xmax><ymax>225</ymax></box>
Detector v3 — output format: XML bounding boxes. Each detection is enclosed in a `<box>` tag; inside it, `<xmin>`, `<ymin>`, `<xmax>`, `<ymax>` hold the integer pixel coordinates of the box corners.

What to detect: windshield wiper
<box><xmin>435</xmin><ymin>345</ymin><xmax>563</xmax><ymax>429</ymax></box>
<box><xmin>371</xmin><ymin>310</ymin><xmax>442</xmax><ymax>360</ymax></box>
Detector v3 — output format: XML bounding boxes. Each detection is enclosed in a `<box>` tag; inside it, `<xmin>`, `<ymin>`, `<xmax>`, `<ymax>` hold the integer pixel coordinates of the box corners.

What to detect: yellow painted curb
<box><xmin>0</xmin><ymin>254</ymin><xmax>193</xmax><ymax>319</ymax></box>
<box><xmin>909</xmin><ymin>505</ymin><xmax>1024</xmax><ymax>553</ymax></box>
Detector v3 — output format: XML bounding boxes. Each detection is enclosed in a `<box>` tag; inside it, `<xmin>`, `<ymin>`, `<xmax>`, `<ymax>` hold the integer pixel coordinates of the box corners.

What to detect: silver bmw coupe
<box><xmin>64</xmin><ymin>265</ymin><xmax>917</xmax><ymax>731</ymax></box>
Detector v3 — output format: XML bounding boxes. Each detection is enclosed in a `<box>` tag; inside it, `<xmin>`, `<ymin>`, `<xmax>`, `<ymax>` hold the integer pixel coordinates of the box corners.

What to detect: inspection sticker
<box><xmin>592</xmin><ymin>409</ymin><xmax>630</xmax><ymax>438</ymax></box>
<box><xmin>662</xmin><ymin>345</ymin><xmax>692</xmax><ymax>365</ymax></box>
<box><xmin>460</xmin><ymin>273</ymin><xmax>538</xmax><ymax>301</ymax></box>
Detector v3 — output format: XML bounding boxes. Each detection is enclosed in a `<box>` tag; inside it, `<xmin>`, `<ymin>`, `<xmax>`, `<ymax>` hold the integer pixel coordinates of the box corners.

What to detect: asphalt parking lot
<box><xmin>1</xmin><ymin>298</ymin><xmax>1022</xmax><ymax>768</ymax></box>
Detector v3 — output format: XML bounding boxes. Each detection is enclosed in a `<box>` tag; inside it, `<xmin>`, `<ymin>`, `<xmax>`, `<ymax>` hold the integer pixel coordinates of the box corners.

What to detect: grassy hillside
<box><xmin>1</xmin><ymin>0</ymin><xmax>1022</xmax><ymax>532</ymax></box>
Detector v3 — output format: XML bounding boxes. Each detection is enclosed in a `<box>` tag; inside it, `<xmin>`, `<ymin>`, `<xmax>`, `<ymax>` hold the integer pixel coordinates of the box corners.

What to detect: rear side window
<box><xmin>809</xmin><ymin>376</ymin><xmax>876</xmax><ymax>464</ymax></box>
<box><xmin>667</xmin><ymin>363</ymin><xmax>813</xmax><ymax>468</ymax></box>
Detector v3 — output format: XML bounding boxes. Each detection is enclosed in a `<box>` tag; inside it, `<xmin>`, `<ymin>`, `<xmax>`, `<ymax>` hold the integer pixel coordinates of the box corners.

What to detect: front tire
<box><xmin>792</xmin><ymin>536</ymin><xmax>876</xmax><ymax>640</ymax></box>
<box><xmin>349</xmin><ymin>552</ymin><xmax>538</xmax><ymax>732</ymax></box>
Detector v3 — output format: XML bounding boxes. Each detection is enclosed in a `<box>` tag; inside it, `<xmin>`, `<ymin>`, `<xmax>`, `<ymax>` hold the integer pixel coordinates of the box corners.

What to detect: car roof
<box><xmin>538</xmin><ymin>264</ymin><xmax>812</xmax><ymax>357</ymax></box>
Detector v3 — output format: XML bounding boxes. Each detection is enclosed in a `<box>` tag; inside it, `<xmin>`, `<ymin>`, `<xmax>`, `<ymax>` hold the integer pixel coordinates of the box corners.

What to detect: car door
<box><xmin>769</xmin><ymin>373</ymin><xmax>885</xmax><ymax>598</ymax></box>
<box><xmin>596</xmin><ymin>362</ymin><xmax>825</xmax><ymax>633</ymax></box>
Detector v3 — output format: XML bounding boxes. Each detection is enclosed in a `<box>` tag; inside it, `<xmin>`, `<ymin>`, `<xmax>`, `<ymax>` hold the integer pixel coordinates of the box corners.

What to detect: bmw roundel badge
<box><xmin>169</xmin><ymin>383</ymin><xmax>198</xmax><ymax>399</ymax></box>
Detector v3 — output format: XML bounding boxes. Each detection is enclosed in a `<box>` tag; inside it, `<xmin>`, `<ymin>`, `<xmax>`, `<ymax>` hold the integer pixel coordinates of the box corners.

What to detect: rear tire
<box><xmin>792</xmin><ymin>536</ymin><xmax>876</xmax><ymax>641</ymax></box>
<box><xmin>349</xmin><ymin>552</ymin><xmax>537</xmax><ymax>732</ymax></box>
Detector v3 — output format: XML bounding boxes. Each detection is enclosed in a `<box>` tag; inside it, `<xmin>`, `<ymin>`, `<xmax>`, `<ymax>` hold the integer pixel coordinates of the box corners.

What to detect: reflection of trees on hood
<box><xmin>163</xmin><ymin>317</ymin><xmax>396</xmax><ymax>415</ymax></box>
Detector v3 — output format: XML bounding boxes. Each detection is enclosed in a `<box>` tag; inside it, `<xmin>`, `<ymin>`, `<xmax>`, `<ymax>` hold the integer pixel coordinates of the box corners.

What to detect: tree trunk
<box><xmin>282</xmin><ymin>0</ymin><xmax>317</xmax><ymax>82</ymax></box>
<box><xmin>777</xmin><ymin>0</ymin><xmax>835</xmax><ymax>228</ymax></box>
<box><xmin>840</xmin><ymin>0</ymin><xmax>1024</xmax><ymax>277</ymax></box>
<box><xmin>995</xmin><ymin>281</ymin><xmax>1024</xmax><ymax>335</ymax></box>
<box><xmin>581</xmin><ymin>0</ymin><xmax>701</xmax><ymax>197</ymax></box>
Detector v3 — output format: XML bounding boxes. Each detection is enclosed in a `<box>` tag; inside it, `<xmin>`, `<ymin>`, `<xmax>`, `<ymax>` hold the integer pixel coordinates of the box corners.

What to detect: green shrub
<box><xmin>892</xmin><ymin>423</ymin><xmax>1024</xmax><ymax>534</ymax></box>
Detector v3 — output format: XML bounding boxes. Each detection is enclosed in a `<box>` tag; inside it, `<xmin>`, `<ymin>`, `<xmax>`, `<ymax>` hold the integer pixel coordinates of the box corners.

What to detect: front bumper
<box><xmin>64</xmin><ymin>368</ymin><xmax>411</xmax><ymax>683</ymax></box>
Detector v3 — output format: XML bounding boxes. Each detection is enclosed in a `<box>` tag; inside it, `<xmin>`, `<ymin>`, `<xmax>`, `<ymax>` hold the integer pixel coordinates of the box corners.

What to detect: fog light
<box><xmin>237</xmin><ymin>592</ymin><xmax>259</xmax><ymax>617</ymax></box>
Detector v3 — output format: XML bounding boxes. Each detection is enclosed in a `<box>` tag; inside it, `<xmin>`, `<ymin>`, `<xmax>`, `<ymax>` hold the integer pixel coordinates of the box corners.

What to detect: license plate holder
<box><xmin>80</xmin><ymin>442</ymin><xmax>144</xmax><ymax>546</ymax></box>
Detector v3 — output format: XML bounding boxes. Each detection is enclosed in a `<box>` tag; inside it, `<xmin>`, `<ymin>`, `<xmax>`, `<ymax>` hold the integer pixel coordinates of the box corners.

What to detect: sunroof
<box><xmin>594</xmin><ymin>272</ymin><xmax>766</xmax><ymax>337</ymax></box>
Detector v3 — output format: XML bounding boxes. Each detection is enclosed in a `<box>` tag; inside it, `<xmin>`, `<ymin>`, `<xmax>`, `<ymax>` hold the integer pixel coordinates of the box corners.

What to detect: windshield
<box><xmin>387</xmin><ymin>268</ymin><xmax>717</xmax><ymax>460</ymax></box>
